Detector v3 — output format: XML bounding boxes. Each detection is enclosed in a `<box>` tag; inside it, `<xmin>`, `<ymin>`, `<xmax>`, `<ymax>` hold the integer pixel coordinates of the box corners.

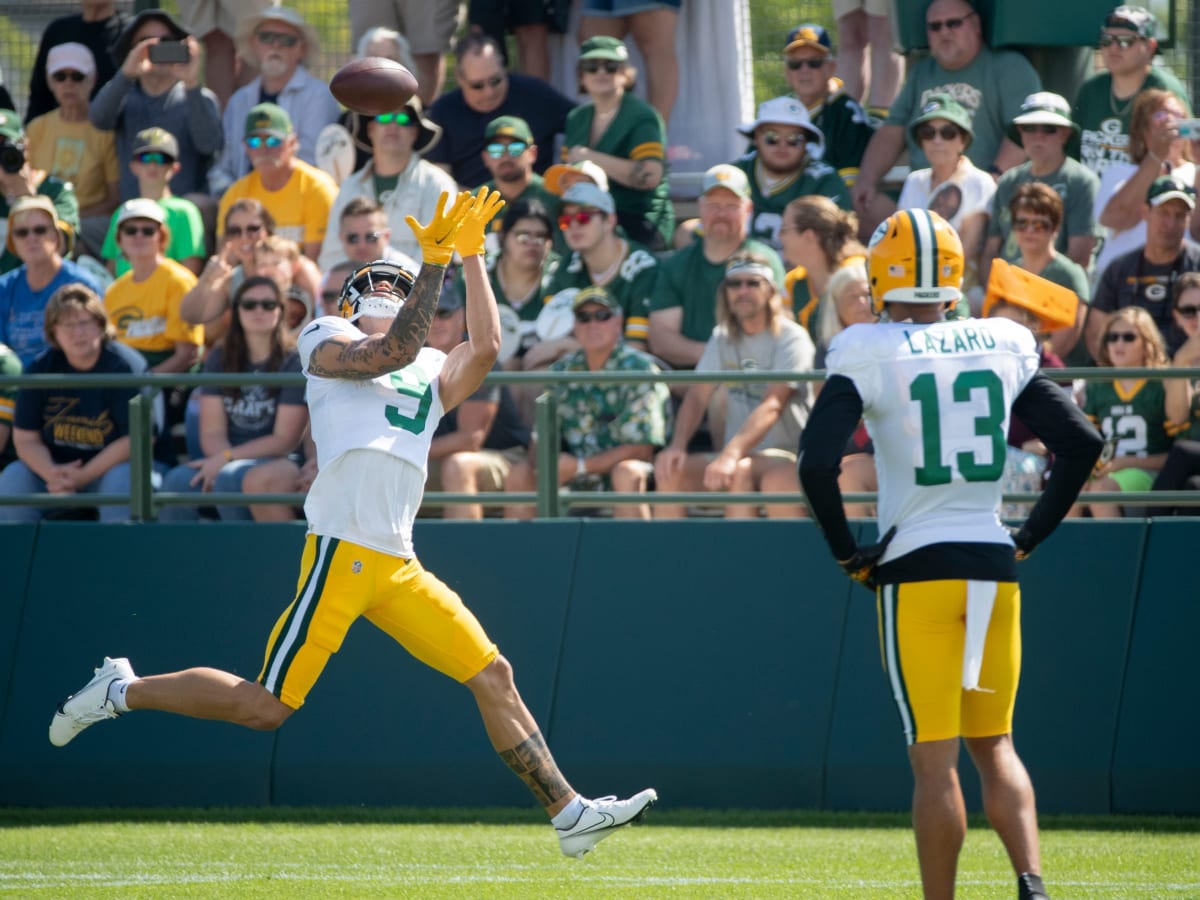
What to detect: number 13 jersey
<box><xmin>825</xmin><ymin>317</ymin><xmax>1040</xmax><ymax>564</ymax></box>
<box><xmin>298</xmin><ymin>316</ymin><xmax>448</xmax><ymax>557</ymax></box>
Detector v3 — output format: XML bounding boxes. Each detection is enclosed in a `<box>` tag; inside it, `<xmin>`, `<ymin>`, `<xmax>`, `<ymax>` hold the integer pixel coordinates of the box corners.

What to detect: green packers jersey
<box><xmin>1083</xmin><ymin>379</ymin><xmax>1180</xmax><ymax>457</ymax></box>
<box><xmin>0</xmin><ymin>342</ymin><xmax>21</xmax><ymax>469</ymax></box>
<box><xmin>807</xmin><ymin>88</ymin><xmax>875</xmax><ymax>188</ymax></box>
<box><xmin>544</xmin><ymin>239</ymin><xmax>658</xmax><ymax>344</ymax></box>
<box><xmin>733</xmin><ymin>155</ymin><xmax>851</xmax><ymax>250</ymax></box>
<box><xmin>481</xmin><ymin>175</ymin><xmax>565</xmax><ymax>263</ymax></box>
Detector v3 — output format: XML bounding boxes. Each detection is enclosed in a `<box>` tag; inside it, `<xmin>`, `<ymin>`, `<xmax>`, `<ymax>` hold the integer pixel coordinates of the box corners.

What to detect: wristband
<box><xmin>575</xmin><ymin>456</ymin><xmax>587</xmax><ymax>477</ymax></box>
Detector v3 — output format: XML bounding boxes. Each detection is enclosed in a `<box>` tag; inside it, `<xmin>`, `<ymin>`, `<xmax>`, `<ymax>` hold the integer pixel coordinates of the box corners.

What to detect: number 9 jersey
<box><xmin>298</xmin><ymin>316</ymin><xmax>448</xmax><ymax>557</ymax></box>
<box><xmin>825</xmin><ymin>316</ymin><xmax>1039</xmax><ymax>564</ymax></box>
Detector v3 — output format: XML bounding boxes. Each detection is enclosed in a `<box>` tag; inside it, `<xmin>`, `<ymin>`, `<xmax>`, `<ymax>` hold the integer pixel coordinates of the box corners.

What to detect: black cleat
<box><xmin>1018</xmin><ymin>872</ymin><xmax>1051</xmax><ymax>900</ymax></box>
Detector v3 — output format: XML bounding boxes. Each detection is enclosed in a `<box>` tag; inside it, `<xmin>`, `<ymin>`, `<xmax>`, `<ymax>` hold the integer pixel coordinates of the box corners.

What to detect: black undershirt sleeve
<box><xmin>798</xmin><ymin>374</ymin><xmax>865</xmax><ymax>562</ymax></box>
<box><xmin>1010</xmin><ymin>372</ymin><xmax>1105</xmax><ymax>550</ymax></box>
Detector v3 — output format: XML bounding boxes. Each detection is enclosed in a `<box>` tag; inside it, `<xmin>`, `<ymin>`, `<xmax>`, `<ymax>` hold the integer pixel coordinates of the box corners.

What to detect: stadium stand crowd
<box><xmin>0</xmin><ymin>0</ymin><xmax>1197</xmax><ymax>521</ymax></box>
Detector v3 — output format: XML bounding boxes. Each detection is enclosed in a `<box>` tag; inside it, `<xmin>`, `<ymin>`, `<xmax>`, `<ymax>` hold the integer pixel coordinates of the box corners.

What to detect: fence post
<box><xmin>127</xmin><ymin>389</ymin><xmax>156</xmax><ymax>522</ymax></box>
<box><xmin>534</xmin><ymin>392</ymin><xmax>559</xmax><ymax>519</ymax></box>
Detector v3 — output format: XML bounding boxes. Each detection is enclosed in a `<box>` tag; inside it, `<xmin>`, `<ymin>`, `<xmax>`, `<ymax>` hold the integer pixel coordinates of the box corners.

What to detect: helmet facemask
<box><xmin>339</xmin><ymin>260</ymin><xmax>417</xmax><ymax>322</ymax></box>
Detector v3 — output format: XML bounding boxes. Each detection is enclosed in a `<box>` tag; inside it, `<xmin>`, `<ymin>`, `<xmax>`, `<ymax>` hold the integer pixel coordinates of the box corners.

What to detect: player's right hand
<box><xmin>837</xmin><ymin>526</ymin><xmax>896</xmax><ymax>589</ymax></box>
<box><xmin>454</xmin><ymin>187</ymin><xmax>506</xmax><ymax>258</ymax></box>
<box><xmin>406</xmin><ymin>191</ymin><xmax>473</xmax><ymax>266</ymax></box>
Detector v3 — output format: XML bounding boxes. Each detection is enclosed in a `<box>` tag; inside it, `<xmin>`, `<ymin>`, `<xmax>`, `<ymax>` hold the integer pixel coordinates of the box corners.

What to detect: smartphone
<box><xmin>1178</xmin><ymin>119</ymin><xmax>1200</xmax><ymax>140</ymax></box>
<box><xmin>148</xmin><ymin>41</ymin><xmax>190</xmax><ymax>65</ymax></box>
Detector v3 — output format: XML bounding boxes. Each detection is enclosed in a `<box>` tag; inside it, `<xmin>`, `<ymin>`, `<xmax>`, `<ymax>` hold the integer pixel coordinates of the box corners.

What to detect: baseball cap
<box><xmin>134</xmin><ymin>126</ymin><xmax>179</xmax><ymax>158</ymax></box>
<box><xmin>6</xmin><ymin>195</ymin><xmax>70</xmax><ymax>255</ymax></box>
<box><xmin>1147</xmin><ymin>175</ymin><xmax>1196</xmax><ymax>209</ymax></box>
<box><xmin>544</xmin><ymin>159</ymin><xmax>610</xmax><ymax>195</ymax></box>
<box><xmin>1104</xmin><ymin>4</ymin><xmax>1156</xmax><ymax>38</ymax></box>
<box><xmin>784</xmin><ymin>24</ymin><xmax>833</xmax><ymax>55</ymax></box>
<box><xmin>736</xmin><ymin>96</ymin><xmax>824</xmax><ymax>152</ymax></box>
<box><xmin>910</xmin><ymin>93</ymin><xmax>974</xmax><ymax>143</ymax></box>
<box><xmin>47</xmin><ymin>42</ymin><xmax>96</xmax><ymax>77</ymax></box>
<box><xmin>484</xmin><ymin>115</ymin><xmax>533</xmax><ymax>143</ymax></box>
<box><xmin>0</xmin><ymin>109</ymin><xmax>23</xmax><ymax>143</ymax></box>
<box><xmin>1011</xmin><ymin>92</ymin><xmax>1076</xmax><ymax>131</ymax></box>
<box><xmin>579</xmin><ymin>36</ymin><xmax>629</xmax><ymax>62</ymax></box>
<box><xmin>572</xmin><ymin>284</ymin><xmax>620</xmax><ymax>312</ymax></box>
<box><xmin>701</xmin><ymin>163</ymin><xmax>751</xmax><ymax>201</ymax></box>
<box><xmin>437</xmin><ymin>278</ymin><xmax>464</xmax><ymax>312</ymax></box>
<box><xmin>115</xmin><ymin>197</ymin><xmax>166</xmax><ymax>227</ymax></box>
<box><xmin>561</xmin><ymin>181</ymin><xmax>616</xmax><ymax>214</ymax></box>
<box><xmin>244</xmin><ymin>102</ymin><xmax>292</xmax><ymax>138</ymax></box>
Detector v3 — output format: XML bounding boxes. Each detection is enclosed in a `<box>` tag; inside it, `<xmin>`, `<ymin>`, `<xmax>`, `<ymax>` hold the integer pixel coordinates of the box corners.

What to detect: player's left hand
<box><xmin>837</xmin><ymin>526</ymin><xmax>897</xmax><ymax>589</ymax></box>
<box><xmin>1008</xmin><ymin>525</ymin><xmax>1035</xmax><ymax>561</ymax></box>
<box><xmin>454</xmin><ymin>186</ymin><xmax>506</xmax><ymax>258</ymax></box>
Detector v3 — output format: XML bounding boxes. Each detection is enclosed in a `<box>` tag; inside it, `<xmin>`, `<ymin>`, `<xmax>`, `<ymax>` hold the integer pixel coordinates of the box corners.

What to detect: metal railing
<box><xmin>2</xmin><ymin>367</ymin><xmax>1199</xmax><ymax>519</ymax></box>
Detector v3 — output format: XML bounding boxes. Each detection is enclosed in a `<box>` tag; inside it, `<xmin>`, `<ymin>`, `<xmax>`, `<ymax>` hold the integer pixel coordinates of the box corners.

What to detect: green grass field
<box><xmin>2</xmin><ymin>808</ymin><xmax>1197</xmax><ymax>898</ymax></box>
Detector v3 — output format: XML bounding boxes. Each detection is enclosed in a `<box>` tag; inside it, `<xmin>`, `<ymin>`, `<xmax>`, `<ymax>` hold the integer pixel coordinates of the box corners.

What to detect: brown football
<box><xmin>330</xmin><ymin>57</ymin><xmax>419</xmax><ymax>116</ymax></box>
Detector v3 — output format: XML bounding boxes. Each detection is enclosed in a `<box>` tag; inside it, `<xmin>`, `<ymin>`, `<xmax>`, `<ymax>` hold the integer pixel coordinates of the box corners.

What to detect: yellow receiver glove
<box><xmin>406</xmin><ymin>190</ymin><xmax>473</xmax><ymax>266</ymax></box>
<box><xmin>454</xmin><ymin>186</ymin><xmax>507</xmax><ymax>258</ymax></box>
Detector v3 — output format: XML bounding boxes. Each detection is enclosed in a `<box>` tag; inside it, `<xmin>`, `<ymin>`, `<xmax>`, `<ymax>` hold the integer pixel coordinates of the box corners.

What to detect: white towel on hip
<box><xmin>963</xmin><ymin>580</ymin><xmax>997</xmax><ymax>692</ymax></box>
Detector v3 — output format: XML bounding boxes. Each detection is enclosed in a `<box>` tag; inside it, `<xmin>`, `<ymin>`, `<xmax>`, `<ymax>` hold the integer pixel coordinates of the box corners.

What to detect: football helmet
<box><xmin>338</xmin><ymin>259</ymin><xmax>416</xmax><ymax>322</ymax></box>
<box><xmin>866</xmin><ymin>209</ymin><xmax>963</xmax><ymax>314</ymax></box>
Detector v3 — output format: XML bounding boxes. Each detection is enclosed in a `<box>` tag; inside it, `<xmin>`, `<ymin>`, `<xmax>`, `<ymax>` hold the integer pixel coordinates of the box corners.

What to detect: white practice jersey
<box><xmin>297</xmin><ymin>316</ymin><xmax>448</xmax><ymax>557</ymax></box>
<box><xmin>825</xmin><ymin>316</ymin><xmax>1039</xmax><ymax>564</ymax></box>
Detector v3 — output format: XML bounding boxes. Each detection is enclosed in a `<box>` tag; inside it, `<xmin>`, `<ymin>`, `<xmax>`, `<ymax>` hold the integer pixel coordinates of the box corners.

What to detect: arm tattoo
<box><xmin>631</xmin><ymin>159</ymin><xmax>652</xmax><ymax>188</ymax></box>
<box><xmin>498</xmin><ymin>732</ymin><xmax>573</xmax><ymax>808</ymax></box>
<box><xmin>306</xmin><ymin>263</ymin><xmax>446</xmax><ymax>379</ymax></box>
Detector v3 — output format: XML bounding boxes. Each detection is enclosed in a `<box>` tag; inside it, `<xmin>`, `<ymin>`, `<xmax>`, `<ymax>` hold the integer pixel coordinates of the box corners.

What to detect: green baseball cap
<box><xmin>484</xmin><ymin>115</ymin><xmax>533</xmax><ymax>143</ymax></box>
<box><xmin>910</xmin><ymin>93</ymin><xmax>974</xmax><ymax>146</ymax></box>
<box><xmin>579</xmin><ymin>36</ymin><xmax>629</xmax><ymax>62</ymax></box>
<box><xmin>0</xmin><ymin>109</ymin><xmax>23</xmax><ymax>143</ymax></box>
<box><xmin>244</xmin><ymin>102</ymin><xmax>292</xmax><ymax>139</ymax></box>
<box><xmin>1147</xmin><ymin>175</ymin><xmax>1195</xmax><ymax>209</ymax></box>
<box><xmin>572</xmin><ymin>284</ymin><xmax>620</xmax><ymax>312</ymax></box>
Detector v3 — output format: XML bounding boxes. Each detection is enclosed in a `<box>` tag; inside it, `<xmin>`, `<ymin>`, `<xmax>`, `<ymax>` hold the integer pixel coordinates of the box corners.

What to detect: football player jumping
<box><xmin>799</xmin><ymin>209</ymin><xmax>1102</xmax><ymax>900</ymax></box>
<box><xmin>49</xmin><ymin>188</ymin><xmax>656</xmax><ymax>859</ymax></box>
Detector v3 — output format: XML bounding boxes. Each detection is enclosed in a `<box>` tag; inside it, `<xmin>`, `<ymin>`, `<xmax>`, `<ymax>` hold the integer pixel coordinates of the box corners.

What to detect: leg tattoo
<box><xmin>498</xmin><ymin>731</ymin><xmax>572</xmax><ymax>807</ymax></box>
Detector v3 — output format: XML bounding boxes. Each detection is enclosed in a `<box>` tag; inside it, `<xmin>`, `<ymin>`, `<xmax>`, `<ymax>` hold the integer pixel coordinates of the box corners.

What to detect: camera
<box><xmin>148</xmin><ymin>41</ymin><xmax>190</xmax><ymax>65</ymax></box>
<box><xmin>0</xmin><ymin>140</ymin><xmax>25</xmax><ymax>174</ymax></box>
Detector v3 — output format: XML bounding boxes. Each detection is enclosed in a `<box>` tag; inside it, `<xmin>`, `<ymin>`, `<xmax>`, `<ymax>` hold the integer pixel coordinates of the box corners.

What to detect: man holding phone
<box><xmin>89</xmin><ymin>9</ymin><xmax>222</xmax><ymax>217</ymax></box>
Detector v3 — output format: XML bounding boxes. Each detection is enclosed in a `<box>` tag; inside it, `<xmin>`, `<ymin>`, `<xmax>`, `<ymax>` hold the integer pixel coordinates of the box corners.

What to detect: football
<box><xmin>330</xmin><ymin>57</ymin><xmax>419</xmax><ymax>116</ymax></box>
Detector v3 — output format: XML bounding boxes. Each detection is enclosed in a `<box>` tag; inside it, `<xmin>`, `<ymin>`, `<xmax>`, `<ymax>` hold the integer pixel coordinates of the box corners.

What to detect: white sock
<box><xmin>551</xmin><ymin>795</ymin><xmax>586</xmax><ymax>829</ymax></box>
<box><xmin>107</xmin><ymin>679</ymin><xmax>132</xmax><ymax>713</ymax></box>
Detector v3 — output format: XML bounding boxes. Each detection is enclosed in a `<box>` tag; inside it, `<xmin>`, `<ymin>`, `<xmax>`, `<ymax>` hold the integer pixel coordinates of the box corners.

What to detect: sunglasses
<box><xmin>575</xmin><ymin>308</ymin><xmax>616</xmax><ymax>323</ymax></box>
<box><xmin>256</xmin><ymin>30</ymin><xmax>300</xmax><ymax>48</ymax></box>
<box><xmin>51</xmin><ymin>70</ymin><xmax>87</xmax><ymax>83</ymax></box>
<box><xmin>245</xmin><ymin>134</ymin><xmax>284</xmax><ymax>150</ymax></box>
<box><xmin>1013</xmin><ymin>216</ymin><xmax>1053</xmax><ymax>233</ymax></box>
<box><xmin>434</xmin><ymin>308</ymin><xmax>459</xmax><ymax>319</ymax></box>
<box><xmin>486</xmin><ymin>141</ymin><xmax>527</xmax><ymax>158</ymax></box>
<box><xmin>344</xmin><ymin>231</ymin><xmax>382</xmax><ymax>245</ymax></box>
<box><xmin>238</xmin><ymin>299</ymin><xmax>280</xmax><ymax>311</ymax></box>
<box><xmin>1019</xmin><ymin>124</ymin><xmax>1061</xmax><ymax>135</ymax></box>
<box><xmin>917</xmin><ymin>124</ymin><xmax>962</xmax><ymax>142</ymax></box>
<box><xmin>726</xmin><ymin>278</ymin><xmax>765</xmax><ymax>290</ymax></box>
<box><xmin>927</xmin><ymin>11</ymin><xmax>975</xmax><ymax>32</ymax></box>
<box><xmin>135</xmin><ymin>151</ymin><xmax>174</xmax><ymax>165</ymax></box>
<box><xmin>580</xmin><ymin>60</ymin><xmax>622</xmax><ymax>75</ymax></box>
<box><xmin>1105</xmin><ymin>331</ymin><xmax>1139</xmax><ymax>344</ymax></box>
<box><xmin>786</xmin><ymin>58</ymin><xmax>825</xmax><ymax>70</ymax></box>
<box><xmin>1098</xmin><ymin>32</ymin><xmax>1141</xmax><ymax>49</ymax></box>
<box><xmin>120</xmin><ymin>224</ymin><xmax>159</xmax><ymax>237</ymax></box>
<box><xmin>13</xmin><ymin>225</ymin><xmax>51</xmax><ymax>239</ymax></box>
<box><xmin>374</xmin><ymin>112</ymin><xmax>413</xmax><ymax>126</ymax></box>
<box><xmin>1175</xmin><ymin>304</ymin><xmax>1200</xmax><ymax>319</ymax></box>
<box><xmin>512</xmin><ymin>230</ymin><xmax>550</xmax><ymax>245</ymax></box>
<box><xmin>762</xmin><ymin>131</ymin><xmax>805</xmax><ymax>147</ymax></box>
<box><xmin>559</xmin><ymin>209</ymin><xmax>600</xmax><ymax>229</ymax></box>
<box><xmin>466</xmin><ymin>74</ymin><xmax>504</xmax><ymax>91</ymax></box>
<box><xmin>226</xmin><ymin>223</ymin><xmax>264</xmax><ymax>238</ymax></box>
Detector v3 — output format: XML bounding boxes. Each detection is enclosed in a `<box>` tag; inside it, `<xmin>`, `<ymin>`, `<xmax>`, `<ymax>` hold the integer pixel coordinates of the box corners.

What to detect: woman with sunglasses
<box><xmin>159</xmin><ymin>276</ymin><xmax>308</xmax><ymax>522</ymax></box>
<box><xmin>1007</xmin><ymin>183</ymin><xmax>1091</xmax><ymax>365</ymax></box>
<box><xmin>1076</xmin><ymin>307</ymin><xmax>1191</xmax><ymax>518</ymax></box>
<box><xmin>180</xmin><ymin>199</ymin><xmax>320</xmax><ymax>346</ymax></box>
<box><xmin>898</xmin><ymin>93</ymin><xmax>995</xmax><ymax>310</ymax></box>
<box><xmin>561</xmin><ymin>37</ymin><xmax>673</xmax><ymax>251</ymax></box>
<box><xmin>1147</xmin><ymin>272</ymin><xmax>1200</xmax><ymax>515</ymax></box>
<box><xmin>1092</xmin><ymin>89</ymin><xmax>1197</xmax><ymax>283</ymax></box>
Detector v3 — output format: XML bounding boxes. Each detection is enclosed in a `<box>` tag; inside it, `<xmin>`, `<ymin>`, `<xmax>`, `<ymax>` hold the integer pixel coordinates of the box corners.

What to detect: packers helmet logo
<box><xmin>251</xmin><ymin>113</ymin><xmax>272</xmax><ymax>130</ymax></box>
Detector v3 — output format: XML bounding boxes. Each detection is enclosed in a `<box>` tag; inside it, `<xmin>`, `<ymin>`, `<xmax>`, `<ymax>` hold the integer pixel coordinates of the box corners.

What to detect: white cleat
<box><xmin>557</xmin><ymin>788</ymin><xmax>658</xmax><ymax>859</ymax></box>
<box><xmin>48</xmin><ymin>656</ymin><xmax>135</xmax><ymax>747</ymax></box>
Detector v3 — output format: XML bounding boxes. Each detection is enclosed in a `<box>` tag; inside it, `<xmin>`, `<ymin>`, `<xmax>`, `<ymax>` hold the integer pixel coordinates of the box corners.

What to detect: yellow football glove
<box><xmin>454</xmin><ymin>187</ymin><xmax>507</xmax><ymax>258</ymax></box>
<box><xmin>406</xmin><ymin>190</ymin><xmax>473</xmax><ymax>266</ymax></box>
